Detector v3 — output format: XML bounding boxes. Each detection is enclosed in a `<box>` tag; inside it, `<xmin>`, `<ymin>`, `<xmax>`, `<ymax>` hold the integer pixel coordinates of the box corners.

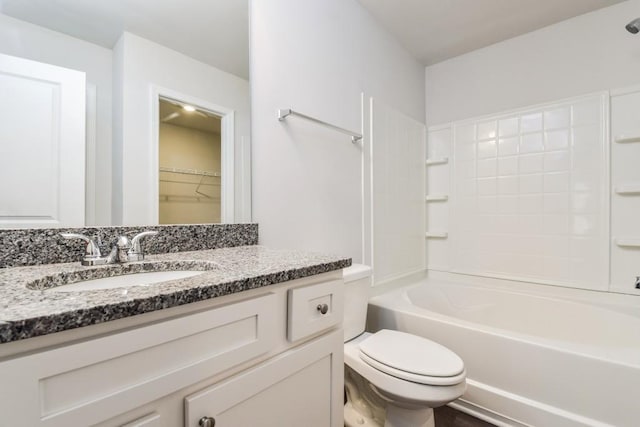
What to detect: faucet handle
<box><xmin>116</xmin><ymin>235</ymin><xmax>132</xmax><ymax>249</ymax></box>
<box><xmin>60</xmin><ymin>233</ymin><xmax>102</xmax><ymax>259</ymax></box>
<box><xmin>128</xmin><ymin>230</ymin><xmax>159</xmax><ymax>261</ymax></box>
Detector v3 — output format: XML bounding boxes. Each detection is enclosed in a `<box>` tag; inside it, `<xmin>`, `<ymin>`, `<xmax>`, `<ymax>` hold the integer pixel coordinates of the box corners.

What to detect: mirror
<box><xmin>0</xmin><ymin>0</ymin><xmax>250</xmax><ymax>227</ymax></box>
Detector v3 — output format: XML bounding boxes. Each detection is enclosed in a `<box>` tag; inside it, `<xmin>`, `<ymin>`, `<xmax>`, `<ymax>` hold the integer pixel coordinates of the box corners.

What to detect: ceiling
<box><xmin>0</xmin><ymin>0</ymin><xmax>249</xmax><ymax>79</ymax></box>
<box><xmin>160</xmin><ymin>99</ymin><xmax>221</xmax><ymax>135</ymax></box>
<box><xmin>358</xmin><ymin>0</ymin><xmax>627</xmax><ymax>65</ymax></box>
<box><xmin>1</xmin><ymin>1</ymin><xmax>626</xmax><ymax>76</ymax></box>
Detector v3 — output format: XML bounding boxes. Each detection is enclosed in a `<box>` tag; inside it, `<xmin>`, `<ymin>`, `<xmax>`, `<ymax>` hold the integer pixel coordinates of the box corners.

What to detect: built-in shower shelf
<box><xmin>425</xmin><ymin>157</ymin><xmax>449</xmax><ymax>166</ymax></box>
<box><xmin>614</xmin><ymin>238</ymin><xmax>640</xmax><ymax>248</ymax></box>
<box><xmin>425</xmin><ymin>194</ymin><xmax>448</xmax><ymax>202</ymax></box>
<box><xmin>425</xmin><ymin>231</ymin><xmax>448</xmax><ymax>239</ymax></box>
<box><xmin>614</xmin><ymin>185</ymin><xmax>640</xmax><ymax>195</ymax></box>
<box><xmin>614</xmin><ymin>135</ymin><xmax>640</xmax><ymax>144</ymax></box>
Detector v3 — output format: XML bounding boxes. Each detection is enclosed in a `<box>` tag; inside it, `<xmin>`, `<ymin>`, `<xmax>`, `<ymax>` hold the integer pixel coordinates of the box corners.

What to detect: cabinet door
<box><xmin>185</xmin><ymin>330</ymin><xmax>344</xmax><ymax>427</ymax></box>
<box><xmin>120</xmin><ymin>412</ymin><xmax>161</xmax><ymax>427</ymax></box>
<box><xmin>0</xmin><ymin>293</ymin><xmax>278</xmax><ymax>427</ymax></box>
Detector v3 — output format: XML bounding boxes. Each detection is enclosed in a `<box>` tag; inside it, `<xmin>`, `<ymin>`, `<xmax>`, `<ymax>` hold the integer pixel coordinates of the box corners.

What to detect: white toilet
<box><xmin>343</xmin><ymin>264</ymin><xmax>466</xmax><ymax>427</ymax></box>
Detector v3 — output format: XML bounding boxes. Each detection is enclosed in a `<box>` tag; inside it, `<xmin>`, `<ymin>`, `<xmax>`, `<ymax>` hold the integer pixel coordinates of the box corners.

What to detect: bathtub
<box><xmin>366</xmin><ymin>273</ymin><xmax>640</xmax><ymax>427</ymax></box>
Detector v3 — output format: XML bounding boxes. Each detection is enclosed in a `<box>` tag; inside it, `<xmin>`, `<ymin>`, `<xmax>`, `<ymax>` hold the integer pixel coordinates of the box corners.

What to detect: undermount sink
<box><xmin>27</xmin><ymin>260</ymin><xmax>219</xmax><ymax>292</ymax></box>
<box><xmin>51</xmin><ymin>270</ymin><xmax>206</xmax><ymax>292</ymax></box>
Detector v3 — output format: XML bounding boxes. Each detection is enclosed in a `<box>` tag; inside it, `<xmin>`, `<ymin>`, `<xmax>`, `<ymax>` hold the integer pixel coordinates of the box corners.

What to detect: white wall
<box><xmin>425</xmin><ymin>0</ymin><xmax>640</xmax><ymax>126</ymax></box>
<box><xmin>251</xmin><ymin>0</ymin><xmax>425</xmax><ymax>261</ymax></box>
<box><xmin>0</xmin><ymin>13</ymin><xmax>113</xmax><ymax>225</ymax></box>
<box><xmin>112</xmin><ymin>32</ymin><xmax>251</xmax><ymax>225</ymax></box>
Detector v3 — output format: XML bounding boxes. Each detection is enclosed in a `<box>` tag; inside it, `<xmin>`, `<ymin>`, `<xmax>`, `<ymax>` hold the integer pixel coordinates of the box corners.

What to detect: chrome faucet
<box><xmin>635</xmin><ymin>276</ymin><xmax>640</xmax><ymax>289</ymax></box>
<box><xmin>61</xmin><ymin>231</ymin><xmax>159</xmax><ymax>266</ymax></box>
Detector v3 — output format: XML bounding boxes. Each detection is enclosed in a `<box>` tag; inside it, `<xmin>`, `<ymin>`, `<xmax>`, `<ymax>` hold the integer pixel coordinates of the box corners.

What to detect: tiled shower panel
<box><xmin>426</xmin><ymin>125</ymin><xmax>452</xmax><ymax>272</ymax></box>
<box><xmin>450</xmin><ymin>93</ymin><xmax>608</xmax><ymax>290</ymax></box>
<box><xmin>610</xmin><ymin>87</ymin><xmax>640</xmax><ymax>295</ymax></box>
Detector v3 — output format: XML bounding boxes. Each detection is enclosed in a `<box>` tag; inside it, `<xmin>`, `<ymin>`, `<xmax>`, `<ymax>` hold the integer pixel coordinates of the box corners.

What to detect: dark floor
<box><xmin>434</xmin><ymin>406</ymin><xmax>496</xmax><ymax>427</ymax></box>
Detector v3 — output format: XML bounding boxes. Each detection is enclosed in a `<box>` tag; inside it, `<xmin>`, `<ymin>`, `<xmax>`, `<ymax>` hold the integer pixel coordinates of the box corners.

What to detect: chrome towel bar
<box><xmin>278</xmin><ymin>108</ymin><xmax>363</xmax><ymax>143</ymax></box>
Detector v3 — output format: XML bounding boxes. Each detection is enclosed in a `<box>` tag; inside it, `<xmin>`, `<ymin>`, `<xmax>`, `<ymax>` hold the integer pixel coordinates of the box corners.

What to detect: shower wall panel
<box><xmin>428</xmin><ymin>93</ymin><xmax>609</xmax><ymax>291</ymax></box>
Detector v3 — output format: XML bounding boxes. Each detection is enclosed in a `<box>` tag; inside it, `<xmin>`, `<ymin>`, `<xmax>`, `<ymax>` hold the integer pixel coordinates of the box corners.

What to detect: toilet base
<box><xmin>345</xmin><ymin>402</ymin><xmax>435</xmax><ymax>427</ymax></box>
<box><xmin>344</xmin><ymin>365</ymin><xmax>386</xmax><ymax>426</ymax></box>
<box><xmin>385</xmin><ymin>405</ymin><xmax>434</xmax><ymax>427</ymax></box>
<box><xmin>344</xmin><ymin>401</ymin><xmax>380</xmax><ymax>427</ymax></box>
<box><xmin>345</xmin><ymin>365</ymin><xmax>438</xmax><ymax>427</ymax></box>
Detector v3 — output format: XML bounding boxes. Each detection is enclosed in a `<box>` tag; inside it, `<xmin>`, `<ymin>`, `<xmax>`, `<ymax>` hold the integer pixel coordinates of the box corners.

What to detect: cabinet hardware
<box><xmin>199</xmin><ymin>416</ymin><xmax>215</xmax><ymax>427</ymax></box>
<box><xmin>317</xmin><ymin>303</ymin><xmax>329</xmax><ymax>315</ymax></box>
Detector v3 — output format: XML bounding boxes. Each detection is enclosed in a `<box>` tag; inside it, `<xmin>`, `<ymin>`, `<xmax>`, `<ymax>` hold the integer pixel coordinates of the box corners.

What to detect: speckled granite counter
<box><xmin>0</xmin><ymin>246</ymin><xmax>351</xmax><ymax>343</ymax></box>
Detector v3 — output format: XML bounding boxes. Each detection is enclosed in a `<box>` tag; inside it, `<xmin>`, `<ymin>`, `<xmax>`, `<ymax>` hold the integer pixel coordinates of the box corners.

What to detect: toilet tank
<box><xmin>343</xmin><ymin>264</ymin><xmax>372</xmax><ymax>342</ymax></box>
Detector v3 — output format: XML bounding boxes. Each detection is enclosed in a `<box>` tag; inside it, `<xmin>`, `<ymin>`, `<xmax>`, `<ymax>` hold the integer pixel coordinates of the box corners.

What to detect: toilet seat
<box><xmin>358</xmin><ymin>330</ymin><xmax>465</xmax><ymax>386</ymax></box>
<box><xmin>345</xmin><ymin>332</ymin><xmax>467</xmax><ymax>407</ymax></box>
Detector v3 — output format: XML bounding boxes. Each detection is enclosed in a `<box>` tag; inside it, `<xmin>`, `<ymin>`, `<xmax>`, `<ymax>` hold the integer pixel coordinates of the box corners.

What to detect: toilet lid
<box><xmin>359</xmin><ymin>330</ymin><xmax>465</xmax><ymax>386</ymax></box>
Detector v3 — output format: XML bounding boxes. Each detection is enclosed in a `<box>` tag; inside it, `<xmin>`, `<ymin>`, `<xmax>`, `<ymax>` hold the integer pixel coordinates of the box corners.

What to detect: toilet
<box><xmin>343</xmin><ymin>264</ymin><xmax>466</xmax><ymax>427</ymax></box>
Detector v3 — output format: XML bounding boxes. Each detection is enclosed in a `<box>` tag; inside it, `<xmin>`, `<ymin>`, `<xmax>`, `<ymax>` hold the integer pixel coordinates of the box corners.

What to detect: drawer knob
<box><xmin>199</xmin><ymin>416</ymin><xmax>216</xmax><ymax>427</ymax></box>
<box><xmin>317</xmin><ymin>303</ymin><xmax>329</xmax><ymax>315</ymax></box>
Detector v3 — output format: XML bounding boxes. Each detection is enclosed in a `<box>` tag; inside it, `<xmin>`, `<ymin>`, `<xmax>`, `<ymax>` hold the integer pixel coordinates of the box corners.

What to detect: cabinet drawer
<box><xmin>287</xmin><ymin>279</ymin><xmax>343</xmax><ymax>342</ymax></box>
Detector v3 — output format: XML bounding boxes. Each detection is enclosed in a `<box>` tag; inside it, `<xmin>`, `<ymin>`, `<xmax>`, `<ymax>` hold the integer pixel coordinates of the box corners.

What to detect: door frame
<box><xmin>150</xmin><ymin>85</ymin><xmax>235</xmax><ymax>223</ymax></box>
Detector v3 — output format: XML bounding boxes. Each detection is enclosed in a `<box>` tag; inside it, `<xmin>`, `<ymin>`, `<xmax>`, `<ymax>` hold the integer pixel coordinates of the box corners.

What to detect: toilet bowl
<box><xmin>343</xmin><ymin>265</ymin><xmax>466</xmax><ymax>427</ymax></box>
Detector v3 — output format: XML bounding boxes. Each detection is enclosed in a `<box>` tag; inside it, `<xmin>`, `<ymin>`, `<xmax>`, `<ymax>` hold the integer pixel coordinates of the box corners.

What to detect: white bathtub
<box><xmin>366</xmin><ymin>274</ymin><xmax>640</xmax><ymax>427</ymax></box>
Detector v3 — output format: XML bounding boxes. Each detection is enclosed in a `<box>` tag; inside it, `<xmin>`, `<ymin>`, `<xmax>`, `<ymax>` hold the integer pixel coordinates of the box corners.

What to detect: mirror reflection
<box><xmin>158</xmin><ymin>98</ymin><xmax>222</xmax><ymax>224</ymax></box>
<box><xmin>0</xmin><ymin>0</ymin><xmax>250</xmax><ymax>228</ymax></box>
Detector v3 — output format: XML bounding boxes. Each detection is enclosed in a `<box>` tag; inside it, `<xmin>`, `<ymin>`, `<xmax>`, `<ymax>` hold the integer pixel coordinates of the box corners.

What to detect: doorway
<box><xmin>158</xmin><ymin>98</ymin><xmax>222</xmax><ymax>224</ymax></box>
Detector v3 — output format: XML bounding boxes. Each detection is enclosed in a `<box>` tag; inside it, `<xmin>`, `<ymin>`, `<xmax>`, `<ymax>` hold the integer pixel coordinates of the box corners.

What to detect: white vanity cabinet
<box><xmin>0</xmin><ymin>272</ymin><xmax>344</xmax><ymax>427</ymax></box>
<box><xmin>184</xmin><ymin>330</ymin><xmax>343</xmax><ymax>427</ymax></box>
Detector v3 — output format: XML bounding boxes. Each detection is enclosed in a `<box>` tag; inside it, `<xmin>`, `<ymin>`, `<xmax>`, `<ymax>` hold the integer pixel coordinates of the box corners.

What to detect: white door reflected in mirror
<box><xmin>0</xmin><ymin>53</ymin><xmax>86</xmax><ymax>228</ymax></box>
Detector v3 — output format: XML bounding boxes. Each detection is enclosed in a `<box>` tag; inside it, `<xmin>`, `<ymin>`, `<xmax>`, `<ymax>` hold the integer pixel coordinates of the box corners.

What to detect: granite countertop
<box><xmin>0</xmin><ymin>246</ymin><xmax>351</xmax><ymax>344</ymax></box>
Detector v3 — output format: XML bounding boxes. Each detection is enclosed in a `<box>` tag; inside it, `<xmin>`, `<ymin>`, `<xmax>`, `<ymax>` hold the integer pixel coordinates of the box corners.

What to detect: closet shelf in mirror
<box><xmin>614</xmin><ymin>135</ymin><xmax>640</xmax><ymax>144</ymax></box>
<box><xmin>425</xmin><ymin>157</ymin><xmax>448</xmax><ymax>166</ymax></box>
<box><xmin>425</xmin><ymin>231</ymin><xmax>448</xmax><ymax>239</ymax></box>
<box><xmin>159</xmin><ymin>166</ymin><xmax>220</xmax><ymax>177</ymax></box>
<box><xmin>614</xmin><ymin>185</ymin><xmax>640</xmax><ymax>195</ymax></box>
<box><xmin>425</xmin><ymin>195</ymin><xmax>448</xmax><ymax>202</ymax></box>
<box><xmin>159</xmin><ymin>194</ymin><xmax>220</xmax><ymax>203</ymax></box>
